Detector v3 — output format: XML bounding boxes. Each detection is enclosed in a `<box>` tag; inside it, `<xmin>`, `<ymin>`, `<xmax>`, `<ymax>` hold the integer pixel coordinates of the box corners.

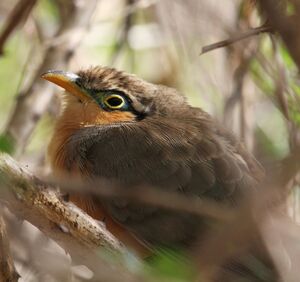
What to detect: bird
<box><xmin>42</xmin><ymin>66</ymin><xmax>278</xmax><ymax>281</ymax></box>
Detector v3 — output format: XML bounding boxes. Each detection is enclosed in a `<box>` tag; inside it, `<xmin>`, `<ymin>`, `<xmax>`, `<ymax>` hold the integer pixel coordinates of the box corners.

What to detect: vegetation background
<box><xmin>0</xmin><ymin>0</ymin><xmax>299</xmax><ymax>281</ymax></box>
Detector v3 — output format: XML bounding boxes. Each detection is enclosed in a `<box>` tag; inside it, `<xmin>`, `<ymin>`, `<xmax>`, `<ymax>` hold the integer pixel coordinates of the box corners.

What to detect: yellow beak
<box><xmin>41</xmin><ymin>70</ymin><xmax>88</xmax><ymax>101</ymax></box>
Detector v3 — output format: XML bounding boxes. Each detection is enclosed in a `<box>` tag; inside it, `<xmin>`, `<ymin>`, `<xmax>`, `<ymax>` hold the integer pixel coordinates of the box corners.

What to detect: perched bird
<box><xmin>42</xmin><ymin>66</ymin><xmax>277</xmax><ymax>281</ymax></box>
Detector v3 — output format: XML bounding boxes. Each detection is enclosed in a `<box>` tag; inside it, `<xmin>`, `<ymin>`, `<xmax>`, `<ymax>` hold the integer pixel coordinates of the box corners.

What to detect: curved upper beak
<box><xmin>41</xmin><ymin>70</ymin><xmax>88</xmax><ymax>100</ymax></box>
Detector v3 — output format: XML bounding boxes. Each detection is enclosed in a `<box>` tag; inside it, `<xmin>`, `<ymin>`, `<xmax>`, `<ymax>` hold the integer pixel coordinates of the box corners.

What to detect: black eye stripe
<box><xmin>80</xmin><ymin>87</ymin><xmax>147</xmax><ymax>119</ymax></box>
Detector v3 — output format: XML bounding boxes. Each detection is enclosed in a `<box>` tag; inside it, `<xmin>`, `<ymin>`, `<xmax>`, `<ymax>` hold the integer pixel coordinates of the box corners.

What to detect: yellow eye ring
<box><xmin>103</xmin><ymin>94</ymin><xmax>125</xmax><ymax>109</ymax></box>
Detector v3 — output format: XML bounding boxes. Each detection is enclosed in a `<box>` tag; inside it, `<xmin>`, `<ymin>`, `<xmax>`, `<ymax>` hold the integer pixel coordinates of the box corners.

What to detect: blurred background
<box><xmin>0</xmin><ymin>0</ymin><xmax>300</xmax><ymax>281</ymax></box>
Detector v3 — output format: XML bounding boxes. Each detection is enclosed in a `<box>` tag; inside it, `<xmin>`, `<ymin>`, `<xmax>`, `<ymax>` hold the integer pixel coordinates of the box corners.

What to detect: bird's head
<box><xmin>42</xmin><ymin>66</ymin><xmax>187</xmax><ymax>127</ymax></box>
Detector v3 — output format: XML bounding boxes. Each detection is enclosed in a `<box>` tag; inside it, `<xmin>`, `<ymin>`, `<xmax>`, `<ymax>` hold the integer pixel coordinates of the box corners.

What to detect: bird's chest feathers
<box><xmin>48</xmin><ymin>102</ymin><xmax>135</xmax><ymax>176</ymax></box>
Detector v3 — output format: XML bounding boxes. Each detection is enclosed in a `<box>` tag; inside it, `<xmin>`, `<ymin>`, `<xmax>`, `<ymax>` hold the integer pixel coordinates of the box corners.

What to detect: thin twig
<box><xmin>200</xmin><ymin>24</ymin><xmax>272</xmax><ymax>55</ymax></box>
<box><xmin>110</xmin><ymin>0</ymin><xmax>135</xmax><ymax>65</ymax></box>
<box><xmin>223</xmin><ymin>51</ymin><xmax>254</xmax><ymax>125</ymax></box>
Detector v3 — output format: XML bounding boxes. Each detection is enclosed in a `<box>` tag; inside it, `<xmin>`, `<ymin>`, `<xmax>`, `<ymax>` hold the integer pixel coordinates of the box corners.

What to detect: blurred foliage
<box><xmin>0</xmin><ymin>134</ymin><xmax>15</xmax><ymax>154</ymax></box>
<box><xmin>141</xmin><ymin>250</ymin><xmax>196</xmax><ymax>282</ymax></box>
<box><xmin>0</xmin><ymin>35</ymin><xmax>30</xmax><ymax>130</ymax></box>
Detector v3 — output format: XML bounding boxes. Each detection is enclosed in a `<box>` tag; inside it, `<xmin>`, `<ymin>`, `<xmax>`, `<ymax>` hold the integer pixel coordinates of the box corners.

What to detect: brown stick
<box><xmin>0</xmin><ymin>153</ymin><xmax>142</xmax><ymax>282</ymax></box>
<box><xmin>0</xmin><ymin>0</ymin><xmax>37</xmax><ymax>55</ymax></box>
<box><xmin>200</xmin><ymin>24</ymin><xmax>272</xmax><ymax>55</ymax></box>
<box><xmin>0</xmin><ymin>215</ymin><xmax>19</xmax><ymax>282</ymax></box>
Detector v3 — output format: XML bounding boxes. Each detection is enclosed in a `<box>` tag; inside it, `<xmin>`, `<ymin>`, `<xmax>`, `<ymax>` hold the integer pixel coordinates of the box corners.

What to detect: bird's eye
<box><xmin>103</xmin><ymin>94</ymin><xmax>125</xmax><ymax>109</ymax></box>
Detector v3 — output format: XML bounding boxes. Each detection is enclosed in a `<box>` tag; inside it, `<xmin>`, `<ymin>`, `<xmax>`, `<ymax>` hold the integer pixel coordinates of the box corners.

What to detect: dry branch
<box><xmin>4</xmin><ymin>0</ymin><xmax>98</xmax><ymax>155</ymax></box>
<box><xmin>0</xmin><ymin>0</ymin><xmax>37</xmax><ymax>55</ymax></box>
<box><xmin>0</xmin><ymin>215</ymin><xmax>19</xmax><ymax>282</ymax></box>
<box><xmin>200</xmin><ymin>24</ymin><xmax>271</xmax><ymax>55</ymax></box>
<box><xmin>0</xmin><ymin>153</ymin><xmax>142</xmax><ymax>282</ymax></box>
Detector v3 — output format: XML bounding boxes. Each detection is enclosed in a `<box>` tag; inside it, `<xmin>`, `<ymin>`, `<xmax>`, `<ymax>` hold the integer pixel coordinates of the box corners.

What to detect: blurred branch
<box><xmin>223</xmin><ymin>37</ymin><xmax>258</xmax><ymax>151</ymax></box>
<box><xmin>194</xmin><ymin>144</ymin><xmax>300</xmax><ymax>281</ymax></box>
<box><xmin>110</xmin><ymin>0</ymin><xmax>135</xmax><ymax>66</ymax></box>
<box><xmin>270</xmin><ymin>37</ymin><xmax>300</xmax><ymax>150</ymax></box>
<box><xmin>194</xmin><ymin>138</ymin><xmax>300</xmax><ymax>280</ymax></box>
<box><xmin>125</xmin><ymin>0</ymin><xmax>157</xmax><ymax>16</ymax></box>
<box><xmin>0</xmin><ymin>153</ymin><xmax>142</xmax><ymax>282</ymax></box>
<box><xmin>194</xmin><ymin>150</ymin><xmax>300</xmax><ymax>281</ymax></box>
<box><xmin>259</xmin><ymin>0</ymin><xmax>300</xmax><ymax>70</ymax></box>
<box><xmin>0</xmin><ymin>215</ymin><xmax>19</xmax><ymax>282</ymax></box>
<box><xmin>224</xmin><ymin>51</ymin><xmax>254</xmax><ymax>123</ymax></box>
<box><xmin>200</xmin><ymin>24</ymin><xmax>271</xmax><ymax>55</ymax></box>
<box><xmin>3</xmin><ymin>0</ymin><xmax>98</xmax><ymax>157</ymax></box>
<box><xmin>48</xmin><ymin>178</ymin><xmax>235</xmax><ymax>222</ymax></box>
<box><xmin>195</xmin><ymin>208</ymin><xmax>276</xmax><ymax>281</ymax></box>
<box><xmin>0</xmin><ymin>0</ymin><xmax>37</xmax><ymax>56</ymax></box>
<box><xmin>94</xmin><ymin>0</ymin><xmax>157</xmax><ymax>25</ymax></box>
<box><xmin>277</xmin><ymin>146</ymin><xmax>300</xmax><ymax>190</ymax></box>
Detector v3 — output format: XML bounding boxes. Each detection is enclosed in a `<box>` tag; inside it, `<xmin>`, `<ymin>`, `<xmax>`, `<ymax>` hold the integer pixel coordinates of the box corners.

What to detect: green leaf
<box><xmin>144</xmin><ymin>250</ymin><xmax>196</xmax><ymax>282</ymax></box>
<box><xmin>0</xmin><ymin>134</ymin><xmax>15</xmax><ymax>154</ymax></box>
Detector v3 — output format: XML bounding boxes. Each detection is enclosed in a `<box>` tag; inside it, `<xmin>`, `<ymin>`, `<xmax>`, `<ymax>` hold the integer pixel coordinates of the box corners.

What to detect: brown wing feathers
<box><xmin>46</xmin><ymin>66</ymin><xmax>277</xmax><ymax>280</ymax></box>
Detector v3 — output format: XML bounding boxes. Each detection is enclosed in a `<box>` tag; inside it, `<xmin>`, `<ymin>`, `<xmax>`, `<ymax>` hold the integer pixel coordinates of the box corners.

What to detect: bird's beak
<box><xmin>41</xmin><ymin>70</ymin><xmax>88</xmax><ymax>101</ymax></box>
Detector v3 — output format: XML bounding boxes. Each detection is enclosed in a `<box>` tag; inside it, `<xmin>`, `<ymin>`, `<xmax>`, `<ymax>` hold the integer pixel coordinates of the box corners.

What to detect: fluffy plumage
<box><xmin>47</xmin><ymin>66</ymin><xmax>277</xmax><ymax>281</ymax></box>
